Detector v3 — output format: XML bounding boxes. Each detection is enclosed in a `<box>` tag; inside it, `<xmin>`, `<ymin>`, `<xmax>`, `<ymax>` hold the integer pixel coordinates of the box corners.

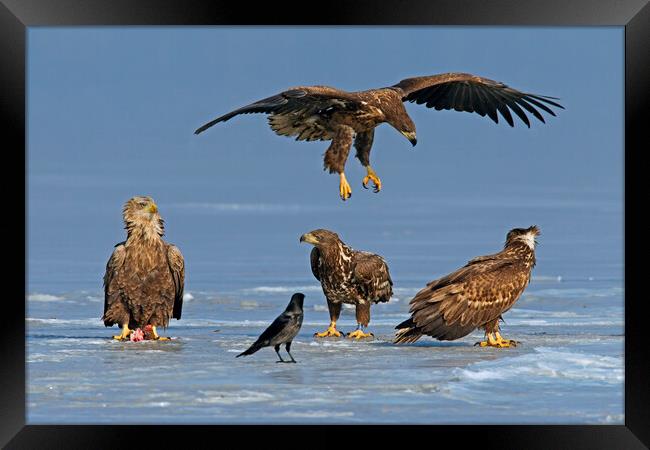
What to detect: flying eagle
<box><xmin>237</xmin><ymin>292</ymin><xmax>305</xmax><ymax>363</ymax></box>
<box><xmin>300</xmin><ymin>229</ymin><xmax>393</xmax><ymax>339</ymax></box>
<box><xmin>394</xmin><ymin>226</ymin><xmax>539</xmax><ymax>348</ymax></box>
<box><xmin>194</xmin><ymin>72</ymin><xmax>563</xmax><ymax>200</ymax></box>
<box><xmin>102</xmin><ymin>196</ymin><xmax>185</xmax><ymax>341</ymax></box>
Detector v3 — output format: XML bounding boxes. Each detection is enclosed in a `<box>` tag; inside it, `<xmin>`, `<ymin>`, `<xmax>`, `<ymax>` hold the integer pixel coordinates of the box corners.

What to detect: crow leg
<box><xmin>274</xmin><ymin>344</ymin><xmax>286</xmax><ymax>363</ymax></box>
<box><xmin>285</xmin><ymin>342</ymin><xmax>297</xmax><ymax>363</ymax></box>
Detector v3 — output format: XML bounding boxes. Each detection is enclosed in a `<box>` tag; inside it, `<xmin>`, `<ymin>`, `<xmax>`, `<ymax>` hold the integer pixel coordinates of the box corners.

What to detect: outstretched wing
<box><xmin>103</xmin><ymin>242</ymin><xmax>126</xmax><ymax>317</ymax></box>
<box><xmin>408</xmin><ymin>255</ymin><xmax>526</xmax><ymax>340</ymax></box>
<box><xmin>195</xmin><ymin>86</ymin><xmax>365</xmax><ymax>141</ymax></box>
<box><xmin>352</xmin><ymin>251</ymin><xmax>393</xmax><ymax>303</ymax></box>
<box><xmin>392</xmin><ymin>72</ymin><xmax>564</xmax><ymax>127</ymax></box>
<box><xmin>166</xmin><ymin>244</ymin><xmax>185</xmax><ymax>320</ymax></box>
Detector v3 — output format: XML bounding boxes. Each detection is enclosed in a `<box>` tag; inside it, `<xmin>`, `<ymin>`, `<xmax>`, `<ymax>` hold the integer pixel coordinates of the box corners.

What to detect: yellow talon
<box><xmin>314</xmin><ymin>322</ymin><xmax>342</xmax><ymax>338</ymax></box>
<box><xmin>347</xmin><ymin>329</ymin><xmax>374</xmax><ymax>339</ymax></box>
<box><xmin>339</xmin><ymin>173</ymin><xmax>352</xmax><ymax>201</ymax></box>
<box><xmin>494</xmin><ymin>331</ymin><xmax>518</xmax><ymax>347</ymax></box>
<box><xmin>151</xmin><ymin>326</ymin><xmax>171</xmax><ymax>341</ymax></box>
<box><xmin>474</xmin><ymin>332</ymin><xmax>518</xmax><ymax>348</ymax></box>
<box><xmin>112</xmin><ymin>324</ymin><xmax>131</xmax><ymax>341</ymax></box>
<box><xmin>362</xmin><ymin>166</ymin><xmax>382</xmax><ymax>193</ymax></box>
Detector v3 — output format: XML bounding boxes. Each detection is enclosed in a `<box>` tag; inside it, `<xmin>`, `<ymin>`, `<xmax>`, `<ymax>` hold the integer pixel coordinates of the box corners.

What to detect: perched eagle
<box><xmin>102</xmin><ymin>196</ymin><xmax>185</xmax><ymax>341</ymax></box>
<box><xmin>394</xmin><ymin>226</ymin><xmax>539</xmax><ymax>348</ymax></box>
<box><xmin>237</xmin><ymin>292</ymin><xmax>305</xmax><ymax>363</ymax></box>
<box><xmin>300</xmin><ymin>229</ymin><xmax>393</xmax><ymax>339</ymax></box>
<box><xmin>195</xmin><ymin>73</ymin><xmax>563</xmax><ymax>200</ymax></box>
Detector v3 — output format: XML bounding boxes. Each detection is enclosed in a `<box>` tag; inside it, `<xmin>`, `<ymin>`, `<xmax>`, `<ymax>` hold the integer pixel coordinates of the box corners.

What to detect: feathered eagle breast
<box><xmin>195</xmin><ymin>73</ymin><xmax>563</xmax><ymax>200</ymax></box>
<box><xmin>102</xmin><ymin>196</ymin><xmax>185</xmax><ymax>337</ymax></box>
<box><xmin>395</xmin><ymin>226</ymin><xmax>539</xmax><ymax>346</ymax></box>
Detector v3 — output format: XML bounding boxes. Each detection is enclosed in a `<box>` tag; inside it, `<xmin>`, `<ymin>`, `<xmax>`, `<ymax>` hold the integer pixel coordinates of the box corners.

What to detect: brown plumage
<box><xmin>300</xmin><ymin>229</ymin><xmax>393</xmax><ymax>339</ymax></box>
<box><xmin>394</xmin><ymin>226</ymin><xmax>540</xmax><ymax>348</ymax></box>
<box><xmin>102</xmin><ymin>196</ymin><xmax>185</xmax><ymax>340</ymax></box>
<box><xmin>195</xmin><ymin>73</ymin><xmax>563</xmax><ymax>200</ymax></box>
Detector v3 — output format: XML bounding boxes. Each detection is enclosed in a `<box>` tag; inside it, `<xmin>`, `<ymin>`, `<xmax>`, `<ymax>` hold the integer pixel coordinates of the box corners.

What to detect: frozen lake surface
<box><xmin>27</xmin><ymin>192</ymin><xmax>624</xmax><ymax>424</ymax></box>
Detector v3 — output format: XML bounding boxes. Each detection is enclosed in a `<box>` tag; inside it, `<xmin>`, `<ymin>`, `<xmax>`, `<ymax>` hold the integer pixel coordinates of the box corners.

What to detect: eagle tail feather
<box><xmin>394</xmin><ymin>318</ymin><xmax>423</xmax><ymax>344</ymax></box>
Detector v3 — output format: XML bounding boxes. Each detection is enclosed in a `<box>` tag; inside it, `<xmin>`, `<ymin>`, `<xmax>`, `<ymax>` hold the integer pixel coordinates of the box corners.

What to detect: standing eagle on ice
<box><xmin>195</xmin><ymin>72</ymin><xmax>563</xmax><ymax>200</ymax></box>
<box><xmin>300</xmin><ymin>229</ymin><xmax>393</xmax><ymax>339</ymax></box>
<box><xmin>103</xmin><ymin>196</ymin><xmax>185</xmax><ymax>341</ymax></box>
<box><xmin>395</xmin><ymin>226</ymin><xmax>539</xmax><ymax>348</ymax></box>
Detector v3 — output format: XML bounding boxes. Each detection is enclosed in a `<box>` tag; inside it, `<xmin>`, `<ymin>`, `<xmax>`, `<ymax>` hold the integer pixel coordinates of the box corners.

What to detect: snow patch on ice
<box><xmin>27</xmin><ymin>317</ymin><xmax>100</xmax><ymax>327</ymax></box>
<box><xmin>28</xmin><ymin>293</ymin><xmax>65</xmax><ymax>302</ymax></box>
<box><xmin>454</xmin><ymin>347</ymin><xmax>623</xmax><ymax>385</ymax></box>
<box><xmin>196</xmin><ymin>390</ymin><xmax>274</xmax><ymax>405</ymax></box>
<box><xmin>242</xmin><ymin>285</ymin><xmax>322</xmax><ymax>294</ymax></box>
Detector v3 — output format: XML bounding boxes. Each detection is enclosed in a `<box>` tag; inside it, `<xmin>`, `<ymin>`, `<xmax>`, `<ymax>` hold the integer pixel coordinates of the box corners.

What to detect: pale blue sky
<box><xmin>27</xmin><ymin>27</ymin><xmax>623</xmax><ymax>291</ymax></box>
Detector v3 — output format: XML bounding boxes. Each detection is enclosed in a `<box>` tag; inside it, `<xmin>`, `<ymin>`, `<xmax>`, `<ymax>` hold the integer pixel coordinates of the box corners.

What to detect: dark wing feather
<box><xmin>166</xmin><ymin>244</ymin><xmax>185</xmax><ymax>320</ymax></box>
<box><xmin>195</xmin><ymin>86</ymin><xmax>364</xmax><ymax>141</ymax></box>
<box><xmin>103</xmin><ymin>242</ymin><xmax>126</xmax><ymax>317</ymax></box>
<box><xmin>194</xmin><ymin>93</ymin><xmax>290</xmax><ymax>133</ymax></box>
<box><xmin>352</xmin><ymin>251</ymin><xmax>393</xmax><ymax>303</ymax></box>
<box><xmin>392</xmin><ymin>72</ymin><xmax>563</xmax><ymax>127</ymax></box>
<box><xmin>255</xmin><ymin>313</ymin><xmax>294</xmax><ymax>346</ymax></box>
<box><xmin>310</xmin><ymin>247</ymin><xmax>321</xmax><ymax>281</ymax></box>
<box><xmin>407</xmin><ymin>253</ymin><xmax>526</xmax><ymax>340</ymax></box>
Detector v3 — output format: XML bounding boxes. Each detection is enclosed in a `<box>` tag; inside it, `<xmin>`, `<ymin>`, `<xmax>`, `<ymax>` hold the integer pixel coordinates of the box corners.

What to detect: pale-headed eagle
<box><xmin>237</xmin><ymin>292</ymin><xmax>305</xmax><ymax>363</ymax></box>
<box><xmin>102</xmin><ymin>196</ymin><xmax>185</xmax><ymax>341</ymax></box>
<box><xmin>300</xmin><ymin>229</ymin><xmax>393</xmax><ymax>339</ymax></box>
<box><xmin>195</xmin><ymin>73</ymin><xmax>563</xmax><ymax>200</ymax></box>
<box><xmin>394</xmin><ymin>226</ymin><xmax>539</xmax><ymax>348</ymax></box>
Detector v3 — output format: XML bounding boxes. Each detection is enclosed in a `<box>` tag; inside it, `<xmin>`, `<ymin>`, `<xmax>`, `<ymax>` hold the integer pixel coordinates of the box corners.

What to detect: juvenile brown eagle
<box><xmin>394</xmin><ymin>225</ymin><xmax>539</xmax><ymax>348</ymax></box>
<box><xmin>103</xmin><ymin>196</ymin><xmax>185</xmax><ymax>341</ymax></box>
<box><xmin>300</xmin><ymin>229</ymin><xmax>393</xmax><ymax>339</ymax></box>
<box><xmin>195</xmin><ymin>73</ymin><xmax>563</xmax><ymax>200</ymax></box>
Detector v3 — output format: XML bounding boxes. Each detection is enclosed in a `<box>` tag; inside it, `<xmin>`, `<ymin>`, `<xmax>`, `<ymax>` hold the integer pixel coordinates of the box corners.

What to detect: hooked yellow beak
<box><xmin>148</xmin><ymin>202</ymin><xmax>158</xmax><ymax>214</ymax></box>
<box><xmin>299</xmin><ymin>233</ymin><xmax>319</xmax><ymax>245</ymax></box>
<box><xmin>401</xmin><ymin>131</ymin><xmax>417</xmax><ymax>146</ymax></box>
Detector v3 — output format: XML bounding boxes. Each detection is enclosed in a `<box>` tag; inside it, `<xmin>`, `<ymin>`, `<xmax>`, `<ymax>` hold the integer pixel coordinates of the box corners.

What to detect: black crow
<box><xmin>236</xmin><ymin>293</ymin><xmax>304</xmax><ymax>363</ymax></box>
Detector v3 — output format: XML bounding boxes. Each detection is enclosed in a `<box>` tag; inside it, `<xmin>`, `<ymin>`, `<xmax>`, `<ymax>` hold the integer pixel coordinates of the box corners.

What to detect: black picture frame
<box><xmin>4</xmin><ymin>0</ymin><xmax>647</xmax><ymax>448</ymax></box>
